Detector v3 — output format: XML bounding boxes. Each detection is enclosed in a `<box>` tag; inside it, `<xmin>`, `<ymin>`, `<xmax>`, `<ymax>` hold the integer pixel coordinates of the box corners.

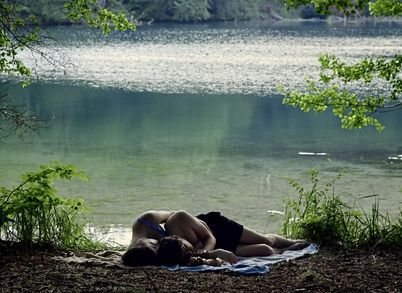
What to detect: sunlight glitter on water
<box><xmin>19</xmin><ymin>21</ymin><xmax>402</xmax><ymax>96</ymax></box>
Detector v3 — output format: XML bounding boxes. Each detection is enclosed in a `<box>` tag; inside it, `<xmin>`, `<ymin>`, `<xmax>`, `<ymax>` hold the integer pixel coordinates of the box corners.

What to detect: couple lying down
<box><xmin>122</xmin><ymin>210</ymin><xmax>309</xmax><ymax>267</ymax></box>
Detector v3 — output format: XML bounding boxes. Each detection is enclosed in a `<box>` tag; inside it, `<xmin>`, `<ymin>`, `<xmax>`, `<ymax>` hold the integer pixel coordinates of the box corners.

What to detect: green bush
<box><xmin>282</xmin><ymin>169</ymin><xmax>402</xmax><ymax>248</ymax></box>
<box><xmin>0</xmin><ymin>162</ymin><xmax>100</xmax><ymax>250</ymax></box>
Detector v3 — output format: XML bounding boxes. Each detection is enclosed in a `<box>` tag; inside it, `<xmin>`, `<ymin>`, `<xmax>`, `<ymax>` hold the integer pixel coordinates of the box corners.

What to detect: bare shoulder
<box><xmin>137</xmin><ymin>211</ymin><xmax>158</xmax><ymax>221</ymax></box>
<box><xmin>137</xmin><ymin>210</ymin><xmax>173</xmax><ymax>222</ymax></box>
<box><xmin>131</xmin><ymin>211</ymin><xmax>157</xmax><ymax>231</ymax></box>
<box><xmin>173</xmin><ymin>210</ymin><xmax>192</xmax><ymax>217</ymax></box>
<box><xmin>168</xmin><ymin>210</ymin><xmax>193</xmax><ymax>222</ymax></box>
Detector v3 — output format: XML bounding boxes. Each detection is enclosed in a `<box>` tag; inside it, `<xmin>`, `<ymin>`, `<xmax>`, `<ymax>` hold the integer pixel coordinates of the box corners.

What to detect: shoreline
<box><xmin>35</xmin><ymin>15</ymin><xmax>402</xmax><ymax>30</ymax></box>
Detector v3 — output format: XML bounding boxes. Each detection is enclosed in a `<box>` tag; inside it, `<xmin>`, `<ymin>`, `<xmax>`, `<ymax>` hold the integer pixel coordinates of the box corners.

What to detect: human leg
<box><xmin>264</xmin><ymin>234</ymin><xmax>308</xmax><ymax>248</ymax></box>
<box><xmin>235</xmin><ymin>244</ymin><xmax>287</xmax><ymax>257</ymax></box>
<box><xmin>239</xmin><ymin>227</ymin><xmax>307</xmax><ymax>248</ymax></box>
<box><xmin>238</xmin><ymin>227</ymin><xmax>273</xmax><ymax>245</ymax></box>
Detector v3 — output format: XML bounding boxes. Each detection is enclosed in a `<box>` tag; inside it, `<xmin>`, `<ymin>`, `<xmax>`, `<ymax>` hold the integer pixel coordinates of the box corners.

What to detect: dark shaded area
<box><xmin>1</xmin><ymin>240</ymin><xmax>401</xmax><ymax>292</ymax></box>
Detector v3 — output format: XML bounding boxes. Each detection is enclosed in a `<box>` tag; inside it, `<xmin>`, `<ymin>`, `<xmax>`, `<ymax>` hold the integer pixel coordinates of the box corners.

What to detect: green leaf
<box><xmin>281</xmin><ymin>54</ymin><xmax>401</xmax><ymax>131</ymax></box>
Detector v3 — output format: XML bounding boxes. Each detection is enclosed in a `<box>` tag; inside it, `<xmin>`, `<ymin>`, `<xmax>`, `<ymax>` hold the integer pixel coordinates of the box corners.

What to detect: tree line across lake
<box><xmin>13</xmin><ymin>0</ymin><xmax>336</xmax><ymax>25</ymax></box>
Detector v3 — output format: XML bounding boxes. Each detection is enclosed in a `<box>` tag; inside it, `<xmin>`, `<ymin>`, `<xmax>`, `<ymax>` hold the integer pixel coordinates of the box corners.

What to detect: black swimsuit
<box><xmin>196</xmin><ymin>212</ymin><xmax>244</xmax><ymax>253</ymax></box>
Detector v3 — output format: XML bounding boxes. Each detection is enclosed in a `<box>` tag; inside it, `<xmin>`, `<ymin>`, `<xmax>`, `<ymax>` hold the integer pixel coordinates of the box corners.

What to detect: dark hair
<box><xmin>122</xmin><ymin>243</ymin><xmax>159</xmax><ymax>267</ymax></box>
<box><xmin>157</xmin><ymin>236</ymin><xmax>193</xmax><ymax>265</ymax></box>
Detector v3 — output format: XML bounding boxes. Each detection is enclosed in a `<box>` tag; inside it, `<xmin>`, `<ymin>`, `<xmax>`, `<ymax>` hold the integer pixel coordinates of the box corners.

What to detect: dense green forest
<box><xmin>10</xmin><ymin>0</ymin><xmax>329</xmax><ymax>25</ymax></box>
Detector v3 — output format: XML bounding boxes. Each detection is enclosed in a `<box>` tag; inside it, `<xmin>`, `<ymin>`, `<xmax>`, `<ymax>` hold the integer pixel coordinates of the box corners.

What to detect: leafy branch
<box><xmin>280</xmin><ymin>0</ymin><xmax>401</xmax><ymax>131</ymax></box>
<box><xmin>0</xmin><ymin>0</ymin><xmax>136</xmax><ymax>139</ymax></box>
<box><xmin>282</xmin><ymin>54</ymin><xmax>401</xmax><ymax>131</ymax></box>
<box><xmin>64</xmin><ymin>0</ymin><xmax>136</xmax><ymax>35</ymax></box>
<box><xmin>0</xmin><ymin>2</ymin><xmax>40</xmax><ymax>86</ymax></box>
<box><xmin>0</xmin><ymin>91</ymin><xmax>47</xmax><ymax>138</ymax></box>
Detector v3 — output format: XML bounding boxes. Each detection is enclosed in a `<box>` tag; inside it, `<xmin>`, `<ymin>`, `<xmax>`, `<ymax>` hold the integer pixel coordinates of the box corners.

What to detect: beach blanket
<box><xmin>52</xmin><ymin>244</ymin><xmax>318</xmax><ymax>275</ymax></box>
<box><xmin>162</xmin><ymin>243</ymin><xmax>318</xmax><ymax>275</ymax></box>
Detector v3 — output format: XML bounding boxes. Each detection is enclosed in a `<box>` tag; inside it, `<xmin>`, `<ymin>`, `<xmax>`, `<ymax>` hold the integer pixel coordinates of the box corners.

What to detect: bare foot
<box><xmin>286</xmin><ymin>242</ymin><xmax>310</xmax><ymax>251</ymax></box>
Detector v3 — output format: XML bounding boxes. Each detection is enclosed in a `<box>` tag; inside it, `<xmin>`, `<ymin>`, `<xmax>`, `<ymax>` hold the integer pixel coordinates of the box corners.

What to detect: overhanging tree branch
<box><xmin>0</xmin><ymin>91</ymin><xmax>47</xmax><ymax>139</ymax></box>
<box><xmin>0</xmin><ymin>0</ymin><xmax>136</xmax><ymax>139</ymax></box>
<box><xmin>280</xmin><ymin>0</ymin><xmax>402</xmax><ymax>131</ymax></box>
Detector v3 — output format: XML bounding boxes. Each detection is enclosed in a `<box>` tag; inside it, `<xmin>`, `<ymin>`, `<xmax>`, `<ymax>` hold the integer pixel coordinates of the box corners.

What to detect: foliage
<box><xmin>281</xmin><ymin>0</ymin><xmax>402</xmax><ymax>130</ymax></box>
<box><xmin>0</xmin><ymin>1</ymin><xmax>44</xmax><ymax>137</ymax></box>
<box><xmin>1</xmin><ymin>0</ymin><xmax>134</xmax><ymax>82</ymax></box>
<box><xmin>126</xmin><ymin>0</ymin><xmax>207</xmax><ymax>22</ymax></box>
<box><xmin>4</xmin><ymin>0</ymin><xmax>294</xmax><ymax>24</ymax></box>
<box><xmin>369</xmin><ymin>0</ymin><xmax>402</xmax><ymax>16</ymax></box>
<box><xmin>128</xmin><ymin>0</ymin><xmax>272</xmax><ymax>22</ymax></box>
<box><xmin>0</xmin><ymin>0</ymin><xmax>135</xmax><ymax>138</ymax></box>
<box><xmin>0</xmin><ymin>163</ymin><xmax>101</xmax><ymax>250</ymax></box>
<box><xmin>65</xmin><ymin>0</ymin><xmax>135</xmax><ymax>35</ymax></box>
<box><xmin>282</xmin><ymin>0</ymin><xmax>402</xmax><ymax>16</ymax></box>
<box><xmin>282</xmin><ymin>54</ymin><xmax>402</xmax><ymax>130</ymax></box>
<box><xmin>0</xmin><ymin>2</ymin><xmax>39</xmax><ymax>87</ymax></box>
<box><xmin>282</xmin><ymin>169</ymin><xmax>402</xmax><ymax>248</ymax></box>
<box><xmin>209</xmin><ymin>0</ymin><xmax>260</xmax><ymax>21</ymax></box>
<box><xmin>9</xmin><ymin>0</ymin><xmax>72</xmax><ymax>25</ymax></box>
<box><xmin>167</xmin><ymin>0</ymin><xmax>210</xmax><ymax>22</ymax></box>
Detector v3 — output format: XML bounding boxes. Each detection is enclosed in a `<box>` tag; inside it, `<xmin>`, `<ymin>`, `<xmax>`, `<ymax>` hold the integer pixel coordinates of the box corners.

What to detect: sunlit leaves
<box><xmin>369</xmin><ymin>0</ymin><xmax>402</xmax><ymax>16</ymax></box>
<box><xmin>64</xmin><ymin>0</ymin><xmax>136</xmax><ymax>35</ymax></box>
<box><xmin>0</xmin><ymin>3</ymin><xmax>39</xmax><ymax>86</ymax></box>
<box><xmin>282</xmin><ymin>0</ymin><xmax>401</xmax><ymax>16</ymax></box>
<box><xmin>283</xmin><ymin>54</ymin><xmax>401</xmax><ymax>131</ymax></box>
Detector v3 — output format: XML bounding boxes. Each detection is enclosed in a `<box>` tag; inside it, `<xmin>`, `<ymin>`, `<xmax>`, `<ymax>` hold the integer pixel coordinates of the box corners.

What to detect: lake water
<box><xmin>1</xmin><ymin>21</ymin><xmax>402</xmax><ymax>244</ymax></box>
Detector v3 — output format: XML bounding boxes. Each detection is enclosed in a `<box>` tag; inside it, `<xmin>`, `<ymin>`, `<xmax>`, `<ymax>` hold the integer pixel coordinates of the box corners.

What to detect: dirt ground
<box><xmin>0</xmin><ymin>240</ymin><xmax>401</xmax><ymax>292</ymax></box>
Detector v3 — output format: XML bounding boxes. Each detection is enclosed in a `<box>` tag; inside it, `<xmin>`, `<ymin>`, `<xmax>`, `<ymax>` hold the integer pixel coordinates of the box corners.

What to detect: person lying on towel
<box><xmin>122</xmin><ymin>210</ymin><xmax>309</xmax><ymax>267</ymax></box>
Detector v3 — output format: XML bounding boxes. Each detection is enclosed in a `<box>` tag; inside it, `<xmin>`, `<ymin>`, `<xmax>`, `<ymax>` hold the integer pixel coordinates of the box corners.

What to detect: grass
<box><xmin>281</xmin><ymin>169</ymin><xmax>402</xmax><ymax>248</ymax></box>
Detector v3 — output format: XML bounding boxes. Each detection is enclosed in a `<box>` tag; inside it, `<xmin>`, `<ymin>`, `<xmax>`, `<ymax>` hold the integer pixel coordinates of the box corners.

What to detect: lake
<box><xmin>1</xmin><ymin>20</ymin><xmax>401</xmax><ymax>244</ymax></box>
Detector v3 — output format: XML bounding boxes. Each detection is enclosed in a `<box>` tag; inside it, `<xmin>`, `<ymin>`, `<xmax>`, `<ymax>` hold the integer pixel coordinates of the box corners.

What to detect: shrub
<box><xmin>0</xmin><ymin>162</ymin><xmax>99</xmax><ymax>250</ymax></box>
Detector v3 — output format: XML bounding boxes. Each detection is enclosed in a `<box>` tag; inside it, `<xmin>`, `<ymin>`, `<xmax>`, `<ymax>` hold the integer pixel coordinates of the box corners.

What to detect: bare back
<box><xmin>164</xmin><ymin>210</ymin><xmax>216</xmax><ymax>250</ymax></box>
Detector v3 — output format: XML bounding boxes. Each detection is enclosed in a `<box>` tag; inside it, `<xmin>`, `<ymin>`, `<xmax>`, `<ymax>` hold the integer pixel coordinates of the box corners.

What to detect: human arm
<box><xmin>201</xmin><ymin>234</ymin><xmax>216</xmax><ymax>251</ymax></box>
<box><xmin>196</xmin><ymin>249</ymin><xmax>237</xmax><ymax>264</ymax></box>
<box><xmin>166</xmin><ymin>210</ymin><xmax>216</xmax><ymax>251</ymax></box>
<box><xmin>182</xmin><ymin>211</ymin><xmax>216</xmax><ymax>250</ymax></box>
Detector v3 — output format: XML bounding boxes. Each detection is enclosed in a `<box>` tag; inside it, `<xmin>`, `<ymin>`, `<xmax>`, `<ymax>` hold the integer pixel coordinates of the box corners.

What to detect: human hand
<box><xmin>210</xmin><ymin>249</ymin><xmax>237</xmax><ymax>264</ymax></box>
<box><xmin>205</xmin><ymin>258</ymin><xmax>224</xmax><ymax>266</ymax></box>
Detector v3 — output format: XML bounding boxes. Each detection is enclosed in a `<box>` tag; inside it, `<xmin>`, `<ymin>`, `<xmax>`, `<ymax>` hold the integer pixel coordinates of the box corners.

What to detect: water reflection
<box><xmin>2</xmin><ymin>83</ymin><xmax>401</xmax><ymax>237</ymax></box>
